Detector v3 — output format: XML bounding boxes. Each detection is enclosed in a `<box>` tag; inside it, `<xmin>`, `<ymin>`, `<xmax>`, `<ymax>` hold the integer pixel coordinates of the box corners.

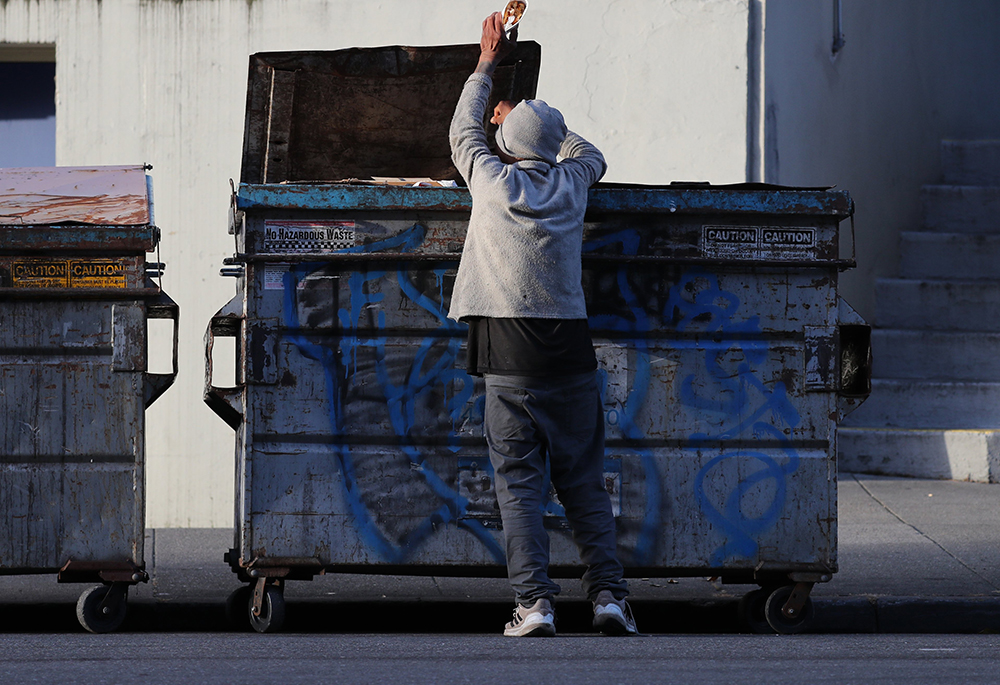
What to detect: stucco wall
<box><xmin>1</xmin><ymin>0</ymin><xmax>751</xmax><ymax>526</ymax></box>
<box><xmin>762</xmin><ymin>1</ymin><xmax>1000</xmax><ymax>320</ymax></box>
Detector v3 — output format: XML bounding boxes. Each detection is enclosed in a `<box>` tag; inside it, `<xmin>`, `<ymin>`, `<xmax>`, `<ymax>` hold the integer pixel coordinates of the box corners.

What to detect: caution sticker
<box><xmin>69</xmin><ymin>260</ymin><xmax>127</xmax><ymax>288</ymax></box>
<box><xmin>12</xmin><ymin>259</ymin><xmax>128</xmax><ymax>288</ymax></box>
<box><xmin>11</xmin><ymin>260</ymin><xmax>69</xmax><ymax>288</ymax></box>
<box><xmin>702</xmin><ymin>225</ymin><xmax>817</xmax><ymax>259</ymax></box>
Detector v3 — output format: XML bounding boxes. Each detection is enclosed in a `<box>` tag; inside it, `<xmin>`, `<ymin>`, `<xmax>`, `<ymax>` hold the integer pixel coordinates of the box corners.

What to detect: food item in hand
<box><xmin>502</xmin><ymin>1</ymin><xmax>526</xmax><ymax>32</ymax></box>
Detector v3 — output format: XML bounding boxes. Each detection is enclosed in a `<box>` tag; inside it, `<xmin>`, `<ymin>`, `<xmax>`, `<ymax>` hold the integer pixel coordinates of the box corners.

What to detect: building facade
<box><xmin>2</xmin><ymin>0</ymin><xmax>998</xmax><ymax>525</ymax></box>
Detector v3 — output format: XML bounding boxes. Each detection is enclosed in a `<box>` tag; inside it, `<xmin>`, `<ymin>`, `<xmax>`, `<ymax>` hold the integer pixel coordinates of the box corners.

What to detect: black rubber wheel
<box><xmin>225</xmin><ymin>585</ymin><xmax>254</xmax><ymax>631</ymax></box>
<box><xmin>248</xmin><ymin>584</ymin><xmax>285</xmax><ymax>634</ymax></box>
<box><xmin>76</xmin><ymin>584</ymin><xmax>128</xmax><ymax>634</ymax></box>
<box><xmin>764</xmin><ymin>585</ymin><xmax>815</xmax><ymax>635</ymax></box>
<box><xmin>737</xmin><ymin>588</ymin><xmax>775</xmax><ymax>634</ymax></box>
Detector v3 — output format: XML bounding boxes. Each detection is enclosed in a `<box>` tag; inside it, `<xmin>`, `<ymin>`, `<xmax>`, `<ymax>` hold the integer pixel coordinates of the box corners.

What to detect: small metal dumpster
<box><xmin>0</xmin><ymin>166</ymin><xmax>178</xmax><ymax>633</ymax></box>
<box><xmin>207</xmin><ymin>45</ymin><xmax>870</xmax><ymax>634</ymax></box>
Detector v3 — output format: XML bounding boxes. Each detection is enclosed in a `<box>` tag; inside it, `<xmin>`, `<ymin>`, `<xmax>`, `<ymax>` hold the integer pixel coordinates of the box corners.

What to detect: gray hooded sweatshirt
<box><xmin>447</xmin><ymin>72</ymin><xmax>607</xmax><ymax>321</ymax></box>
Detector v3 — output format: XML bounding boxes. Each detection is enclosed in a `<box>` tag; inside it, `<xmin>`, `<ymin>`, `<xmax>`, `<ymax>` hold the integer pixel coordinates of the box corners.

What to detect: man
<box><xmin>448</xmin><ymin>12</ymin><xmax>637</xmax><ymax>638</ymax></box>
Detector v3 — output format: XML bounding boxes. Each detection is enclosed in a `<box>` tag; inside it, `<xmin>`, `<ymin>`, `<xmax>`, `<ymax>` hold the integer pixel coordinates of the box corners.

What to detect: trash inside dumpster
<box><xmin>0</xmin><ymin>165</ymin><xmax>179</xmax><ymax>633</ymax></box>
<box><xmin>207</xmin><ymin>44</ymin><xmax>871</xmax><ymax>634</ymax></box>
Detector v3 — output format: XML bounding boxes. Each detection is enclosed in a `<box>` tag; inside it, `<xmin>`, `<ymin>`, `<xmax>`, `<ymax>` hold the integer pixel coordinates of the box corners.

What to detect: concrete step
<box><xmin>841</xmin><ymin>379</ymin><xmax>1000</xmax><ymax>430</ymax></box>
<box><xmin>900</xmin><ymin>232</ymin><xmax>1000</xmax><ymax>280</ymax></box>
<box><xmin>875</xmin><ymin>279</ymin><xmax>1000</xmax><ymax>331</ymax></box>
<box><xmin>872</xmin><ymin>329</ymin><xmax>1000</xmax><ymax>381</ymax></box>
<box><xmin>943</xmin><ymin>140</ymin><xmax>1000</xmax><ymax>186</ymax></box>
<box><xmin>921</xmin><ymin>186</ymin><xmax>1000</xmax><ymax>233</ymax></box>
<box><xmin>838</xmin><ymin>427</ymin><xmax>1000</xmax><ymax>483</ymax></box>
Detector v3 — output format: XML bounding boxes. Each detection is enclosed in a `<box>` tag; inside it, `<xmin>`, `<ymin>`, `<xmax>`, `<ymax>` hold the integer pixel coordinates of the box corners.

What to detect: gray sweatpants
<box><xmin>484</xmin><ymin>371</ymin><xmax>628</xmax><ymax>605</ymax></box>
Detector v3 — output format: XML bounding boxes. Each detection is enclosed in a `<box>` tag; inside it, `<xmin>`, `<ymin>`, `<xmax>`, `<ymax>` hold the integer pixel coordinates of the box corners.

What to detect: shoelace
<box><xmin>623</xmin><ymin>602</ymin><xmax>637</xmax><ymax>631</ymax></box>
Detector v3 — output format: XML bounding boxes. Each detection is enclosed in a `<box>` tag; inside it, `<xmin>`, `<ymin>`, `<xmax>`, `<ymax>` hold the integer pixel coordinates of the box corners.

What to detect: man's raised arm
<box><xmin>449</xmin><ymin>13</ymin><xmax>518</xmax><ymax>184</ymax></box>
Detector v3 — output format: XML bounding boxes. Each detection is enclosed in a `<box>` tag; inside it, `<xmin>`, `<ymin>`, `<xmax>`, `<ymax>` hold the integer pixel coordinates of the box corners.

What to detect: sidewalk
<box><xmin>2</xmin><ymin>474</ymin><xmax>998</xmax><ymax>633</ymax></box>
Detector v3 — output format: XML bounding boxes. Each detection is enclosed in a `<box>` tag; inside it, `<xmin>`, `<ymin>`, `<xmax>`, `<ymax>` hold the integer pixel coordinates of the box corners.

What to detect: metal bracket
<box><xmin>781</xmin><ymin>582</ymin><xmax>814</xmax><ymax>620</ymax></box>
<box><xmin>248</xmin><ymin>324</ymin><xmax>279</xmax><ymax>385</ymax></box>
<box><xmin>58</xmin><ymin>559</ymin><xmax>148</xmax><ymax>584</ymax></box>
<box><xmin>251</xmin><ymin>578</ymin><xmax>267</xmax><ymax>617</ymax></box>
<box><xmin>112</xmin><ymin>303</ymin><xmax>146</xmax><ymax>372</ymax></box>
<box><xmin>204</xmin><ymin>294</ymin><xmax>245</xmax><ymax>430</ymax></box>
<box><xmin>804</xmin><ymin>326</ymin><xmax>838</xmax><ymax>392</ymax></box>
<box><xmin>98</xmin><ymin>582</ymin><xmax>130</xmax><ymax>617</ymax></box>
<box><xmin>251</xmin><ymin>577</ymin><xmax>282</xmax><ymax>617</ymax></box>
<box><xmin>144</xmin><ymin>289</ymin><xmax>180</xmax><ymax>408</ymax></box>
<box><xmin>788</xmin><ymin>572</ymin><xmax>832</xmax><ymax>584</ymax></box>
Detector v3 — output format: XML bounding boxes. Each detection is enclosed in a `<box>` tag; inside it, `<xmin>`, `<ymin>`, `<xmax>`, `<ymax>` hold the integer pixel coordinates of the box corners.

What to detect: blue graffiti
<box><xmin>581</xmin><ymin>229</ymin><xmax>663</xmax><ymax>565</ymax></box>
<box><xmin>693</xmin><ymin>429</ymin><xmax>799</xmax><ymax>564</ymax></box>
<box><xmin>667</xmin><ymin>268</ymin><xmax>802</xmax><ymax>565</ymax></box>
<box><xmin>277</xmin><ymin>221</ymin><xmax>799</xmax><ymax>570</ymax></box>
<box><xmin>282</xmin><ymin>224</ymin><xmax>504</xmax><ymax>564</ymax></box>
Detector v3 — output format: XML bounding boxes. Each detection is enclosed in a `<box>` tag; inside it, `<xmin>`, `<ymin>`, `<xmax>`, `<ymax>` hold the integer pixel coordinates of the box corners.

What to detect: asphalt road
<box><xmin>2</xmin><ymin>634</ymin><xmax>999</xmax><ymax>685</ymax></box>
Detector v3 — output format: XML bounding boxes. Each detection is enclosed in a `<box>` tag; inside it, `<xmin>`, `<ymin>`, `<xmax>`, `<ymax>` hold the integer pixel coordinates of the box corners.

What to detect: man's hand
<box><xmin>476</xmin><ymin>12</ymin><xmax>517</xmax><ymax>76</ymax></box>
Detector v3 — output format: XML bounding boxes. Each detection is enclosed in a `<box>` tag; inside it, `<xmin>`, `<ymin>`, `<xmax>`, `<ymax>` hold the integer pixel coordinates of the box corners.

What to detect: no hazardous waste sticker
<box><xmin>263</xmin><ymin>220</ymin><xmax>356</xmax><ymax>253</ymax></box>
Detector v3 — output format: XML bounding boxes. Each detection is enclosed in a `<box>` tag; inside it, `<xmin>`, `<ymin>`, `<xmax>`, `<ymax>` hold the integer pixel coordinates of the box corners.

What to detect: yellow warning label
<box><xmin>12</xmin><ymin>261</ymin><xmax>69</xmax><ymax>288</ymax></box>
<box><xmin>69</xmin><ymin>260</ymin><xmax>127</xmax><ymax>288</ymax></box>
<box><xmin>12</xmin><ymin>259</ymin><xmax>128</xmax><ymax>288</ymax></box>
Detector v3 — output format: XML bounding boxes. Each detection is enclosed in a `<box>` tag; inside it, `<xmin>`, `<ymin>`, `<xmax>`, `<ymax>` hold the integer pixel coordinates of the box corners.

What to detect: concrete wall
<box><xmin>0</xmin><ymin>0</ymin><xmax>751</xmax><ymax>526</ymax></box>
<box><xmin>762</xmin><ymin>1</ymin><xmax>1000</xmax><ymax>320</ymax></box>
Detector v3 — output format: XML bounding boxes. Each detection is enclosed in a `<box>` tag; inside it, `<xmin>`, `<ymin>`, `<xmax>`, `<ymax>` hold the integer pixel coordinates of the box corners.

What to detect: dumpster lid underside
<box><xmin>0</xmin><ymin>166</ymin><xmax>151</xmax><ymax>227</ymax></box>
<box><xmin>240</xmin><ymin>43</ymin><xmax>542</xmax><ymax>185</ymax></box>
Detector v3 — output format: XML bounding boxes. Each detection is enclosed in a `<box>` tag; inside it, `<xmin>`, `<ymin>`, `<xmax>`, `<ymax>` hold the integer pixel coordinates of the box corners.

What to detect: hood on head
<box><xmin>496</xmin><ymin>99</ymin><xmax>567</xmax><ymax>165</ymax></box>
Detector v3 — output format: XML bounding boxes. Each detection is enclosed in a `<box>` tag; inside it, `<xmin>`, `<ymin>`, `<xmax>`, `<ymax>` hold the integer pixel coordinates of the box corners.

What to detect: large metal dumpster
<box><xmin>0</xmin><ymin>166</ymin><xmax>178</xmax><ymax>633</ymax></box>
<box><xmin>207</xmin><ymin>45</ymin><xmax>870</xmax><ymax>634</ymax></box>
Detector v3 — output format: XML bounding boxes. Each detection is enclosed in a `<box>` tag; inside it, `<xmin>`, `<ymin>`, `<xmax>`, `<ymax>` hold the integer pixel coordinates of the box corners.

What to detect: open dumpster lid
<box><xmin>0</xmin><ymin>166</ymin><xmax>151</xmax><ymax>226</ymax></box>
<box><xmin>240</xmin><ymin>42</ymin><xmax>542</xmax><ymax>185</ymax></box>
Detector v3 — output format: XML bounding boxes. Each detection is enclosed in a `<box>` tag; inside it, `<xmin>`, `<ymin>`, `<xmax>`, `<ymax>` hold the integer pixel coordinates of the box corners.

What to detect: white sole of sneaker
<box><xmin>505</xmin><ymin>623</ymin><xmax>556</xmax><ymax>637</ymax></box>
<box><xmin>505</xmin><ymin>615</ymin><xmax>556</xmax><ymax>638</ymax></box>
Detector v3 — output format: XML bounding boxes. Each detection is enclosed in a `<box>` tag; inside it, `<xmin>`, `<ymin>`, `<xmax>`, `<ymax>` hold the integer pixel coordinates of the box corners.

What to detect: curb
<box><xmin>2</xmin><ymin>597</ymin><xmax>999</xmax><ymax>634</ymax></box>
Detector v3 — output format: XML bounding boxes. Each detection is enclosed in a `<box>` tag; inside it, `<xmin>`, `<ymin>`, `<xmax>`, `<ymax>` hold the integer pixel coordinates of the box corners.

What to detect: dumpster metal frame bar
<box><xmin>0</xmin><ymin>225</ymin><xmax>159</xmax><ymax>252</ymax></box>
<box><xmin>230</xmin><ymin>252</ymin><xmax>858</xmax><ymax>270</ymax></box>
<box><xmin>0</xmin><ymin>287</ymin><xmax>166</xmax><ymax>300</ymax></box>
<box><xmin>235</xmin><ymin>183</ymin><xmax>854</xmax><ymax>217</ymax></box>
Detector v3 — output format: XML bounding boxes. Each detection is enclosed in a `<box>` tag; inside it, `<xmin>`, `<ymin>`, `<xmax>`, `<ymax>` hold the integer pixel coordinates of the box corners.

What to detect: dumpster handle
<box><xmin>204</xmin><ymin>295</ymin><xmax>245</xmax><ymax>430</ymax></box>
<box><xmin>848</xmin><ymin>199</ymin><xmax>857</xmax><ymax>266</ymax></box>
<box><xmin>144</xmin><ymin>290</ymin><xmax>179</xmax><ymax>408</ymax></box>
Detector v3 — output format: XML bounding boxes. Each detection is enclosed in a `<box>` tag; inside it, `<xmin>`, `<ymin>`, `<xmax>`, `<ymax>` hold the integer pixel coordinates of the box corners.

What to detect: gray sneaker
<box><xmin>504</xmin><ymin>598</ymin><xmax>556</xmax><ymax>637</ymax></box>
<box><xmin>593</xmin><ymin>590</ymin><xmax>638</xmax><ymax>635</ymax></box>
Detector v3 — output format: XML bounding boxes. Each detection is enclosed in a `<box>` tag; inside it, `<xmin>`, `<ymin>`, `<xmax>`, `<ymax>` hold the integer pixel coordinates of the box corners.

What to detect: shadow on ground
<box><xmin>0</xmin><ymin>599</ymin><xmax>743</xmax><ymax>635</ymax></box>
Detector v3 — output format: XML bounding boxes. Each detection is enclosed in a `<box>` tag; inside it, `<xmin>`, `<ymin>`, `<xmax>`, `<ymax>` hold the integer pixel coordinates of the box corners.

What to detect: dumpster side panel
<box><xmin>0</xmin><ymin>300</ymin><xmax>144</xmax><ymax>571</ymax></box>
<box><xmin>246</xmin><ymin>446</ymin><xmax>505</xmax><ymax>566</ymax></box>
<box><xmin>0</xmin><ymin>466</ymin><xmax>141</xmax><ymax>569</ymax></box>
<box><xmin>234</xmin><ymin>207</ymin><xmax>840</xmax><ymax>575</ymax></box>
<box><xmin>634</xmin><ymin>450</ymin><xmax>835</xmax><ymax>570</ymax></box>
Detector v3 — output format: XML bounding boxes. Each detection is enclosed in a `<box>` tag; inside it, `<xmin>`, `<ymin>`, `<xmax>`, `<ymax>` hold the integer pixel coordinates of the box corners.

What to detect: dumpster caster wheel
<box><xmin>738</xmin><ymin>588</ymin><xmax>775</xmax><ymax>634</ymax></box>
<box><xmin>764</xmin><ymin>585</ymin><xmax>815</xmax><ymax>635</ymax></box>
<box><xmin>77</xmin><ymin>584</ymin><xmax>128</xmax><ymax>634</ymax></box>
<box><xmin>249</xmin><ymin>584</ymin><xmax>285</xmax><ymax>634</ymax></box>
<box><xmin>225</xmin><ymin>585</ymin><xmax>253</xmax><ymax>631</ymax></box>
